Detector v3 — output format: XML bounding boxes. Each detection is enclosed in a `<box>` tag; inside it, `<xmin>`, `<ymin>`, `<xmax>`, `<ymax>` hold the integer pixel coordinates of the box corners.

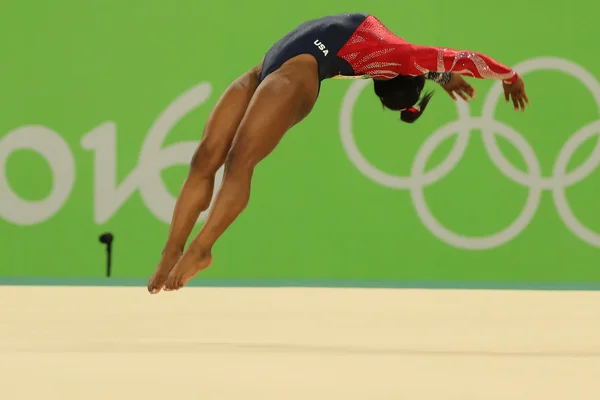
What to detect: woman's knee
<box><xmin>190</xmin><ymin>138</ymin><xmax>229</xmax><ymax>176</ymax></box>
<box><xmin>223</xmin><ymin>145</ymin><xmax>257</xmax><ymax>176</ymax></box>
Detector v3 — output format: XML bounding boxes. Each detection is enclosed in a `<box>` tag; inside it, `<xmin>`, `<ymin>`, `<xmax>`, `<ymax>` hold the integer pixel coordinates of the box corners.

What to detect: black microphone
<box><xmin>99</xmin><ymin>233</ymin><xmax>114</xmax><ymax>278</ymax></box>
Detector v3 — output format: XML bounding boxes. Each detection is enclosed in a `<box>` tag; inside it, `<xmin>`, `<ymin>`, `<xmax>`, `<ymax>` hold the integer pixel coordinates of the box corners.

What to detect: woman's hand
<box><xmin>441</xmin><ymin>74</ymin><xmax>476</xmax><ymax>102</ymax></box>
<box><xmin>503</xmin><ymin>75</ymin><xmax>529</xmax><ymax>112</ymax></box>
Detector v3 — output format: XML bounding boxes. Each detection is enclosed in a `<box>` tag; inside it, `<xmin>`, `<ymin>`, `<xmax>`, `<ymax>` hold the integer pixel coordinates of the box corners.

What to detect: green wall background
<box><xmin>1</xmin><ymin>1</ymin><xmax>599</xmax><ymax>286</ymax></box>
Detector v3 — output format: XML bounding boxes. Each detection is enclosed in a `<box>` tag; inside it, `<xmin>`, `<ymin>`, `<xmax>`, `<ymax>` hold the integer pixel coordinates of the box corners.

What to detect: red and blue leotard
<box><xmin>259</xmin><ymin>13</ymin><xmax>518</xmax><ymax>84</ymax></box>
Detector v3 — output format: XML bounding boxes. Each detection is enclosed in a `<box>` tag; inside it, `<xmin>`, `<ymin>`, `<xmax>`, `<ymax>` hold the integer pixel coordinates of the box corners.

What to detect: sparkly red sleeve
<box><xmin>408</xmin><ymin>45</ymin><xmax>518</xmax><ymax>83</ymax></box>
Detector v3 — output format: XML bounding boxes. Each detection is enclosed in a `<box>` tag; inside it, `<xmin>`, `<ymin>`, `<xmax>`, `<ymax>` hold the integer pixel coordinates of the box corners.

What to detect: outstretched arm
<box><xmin>414</xmin><ymin>46</ymin><xmax>529</xmax><ymax>111</ymax></box>
<box><xmin>410</xmin><ymin>45</ymin><xmax>518</xmax><ymax>82</ymax></box>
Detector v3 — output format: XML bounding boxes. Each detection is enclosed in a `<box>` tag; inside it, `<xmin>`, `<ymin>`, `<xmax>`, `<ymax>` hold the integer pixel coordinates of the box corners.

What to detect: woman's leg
<box><xmin>148</xmin><ymin>65</ymin><xmax>262</xmax><ymax>294</ymax></box>
<box><xmin>163</xmin><ymin>56</ymin><xmax>319</xmax><ymax>291</ymax></box>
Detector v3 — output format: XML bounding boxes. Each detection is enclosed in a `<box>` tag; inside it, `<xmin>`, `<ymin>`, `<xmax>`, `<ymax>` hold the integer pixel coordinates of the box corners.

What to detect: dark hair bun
<box><xmin>400</xmin><ymin>91</ymin><xmax>433</xmax><ymax>123</ymax></box>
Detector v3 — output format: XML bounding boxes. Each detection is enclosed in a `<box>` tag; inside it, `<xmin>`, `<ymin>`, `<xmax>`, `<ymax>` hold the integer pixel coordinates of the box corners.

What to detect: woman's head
<box><xmin>373</xmin><ymin>75</ymin><xmax>433</xmax><ymax>123</ymax></box>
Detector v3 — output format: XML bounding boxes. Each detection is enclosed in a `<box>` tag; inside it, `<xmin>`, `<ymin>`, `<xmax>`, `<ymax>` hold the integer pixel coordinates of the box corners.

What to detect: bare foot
<box><xmin>164</xmin><ymin>248</ymin><xmax>213</xmax><ymax>291</ymax></box>
<box><xmin>148</xmin><ymin>250</ymin><xmax>182</xmax><ymax>294</ymax></box>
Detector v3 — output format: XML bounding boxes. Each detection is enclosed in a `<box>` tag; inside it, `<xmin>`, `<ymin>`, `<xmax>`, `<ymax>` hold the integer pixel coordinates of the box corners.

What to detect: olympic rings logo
<box><xmin>339</xmin><ymin>57</ymin><xmax>600</xmax><ymax>250</ymax></box>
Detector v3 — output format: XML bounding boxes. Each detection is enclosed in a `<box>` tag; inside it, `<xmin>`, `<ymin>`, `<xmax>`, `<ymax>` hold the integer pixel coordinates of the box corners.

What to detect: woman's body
<box><xmin>148</xmin><ymin>13</ymin><xmax>529</xmax><ymax>293</ymax></box>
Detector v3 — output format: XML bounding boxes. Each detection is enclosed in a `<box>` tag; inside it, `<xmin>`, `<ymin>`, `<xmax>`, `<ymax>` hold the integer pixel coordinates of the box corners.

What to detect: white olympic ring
<box><xmin>339</xmin><ymin>57</ymin><xmax>600</xmax><ymax>250</ymax></box>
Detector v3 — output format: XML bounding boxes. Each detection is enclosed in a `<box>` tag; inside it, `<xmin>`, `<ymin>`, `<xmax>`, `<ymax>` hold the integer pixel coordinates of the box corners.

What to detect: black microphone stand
<box><xmin>99</xmin><ymin>233</ymin><xmax>114</xmax><ymax>278</ymax></box>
